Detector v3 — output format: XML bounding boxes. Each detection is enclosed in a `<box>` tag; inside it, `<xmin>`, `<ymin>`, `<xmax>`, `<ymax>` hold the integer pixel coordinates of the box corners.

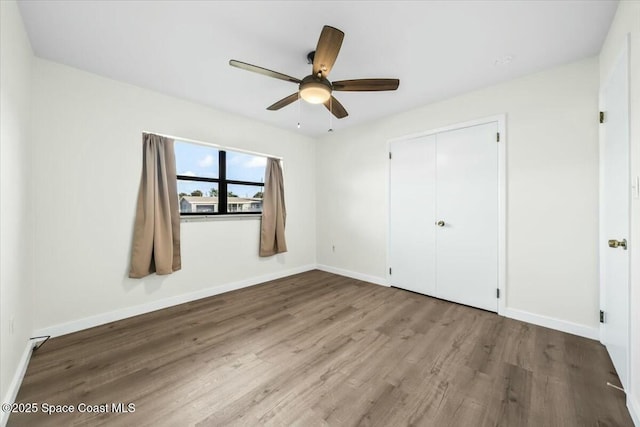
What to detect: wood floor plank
<box><xmin>9</xmin><ymin>270</ymin><xmax>633</xmax><ymax>426</ymax></box>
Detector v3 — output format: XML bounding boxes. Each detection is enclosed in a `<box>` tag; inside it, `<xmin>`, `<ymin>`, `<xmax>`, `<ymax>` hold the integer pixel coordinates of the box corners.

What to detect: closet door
<box><xmin>389</xmin><ymin>122</ymin><xmax>499</xmax><ymax>312</ymax></box>
<box><xmin>435</xmin><ymin>123</ymin><xmax>499</xmax><ymax>311</ymax></box>
<box><xmin>389</xmin><ymin>136</ymin><xmax>436</xmax><ymax>296</ymax></box>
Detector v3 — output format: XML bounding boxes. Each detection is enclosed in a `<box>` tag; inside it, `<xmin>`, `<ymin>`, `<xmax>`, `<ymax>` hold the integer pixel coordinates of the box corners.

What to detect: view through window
<box><xmin>175</xmin><ymin>141</ymin><xmax>266</xmax><ymax>215</ymax></box>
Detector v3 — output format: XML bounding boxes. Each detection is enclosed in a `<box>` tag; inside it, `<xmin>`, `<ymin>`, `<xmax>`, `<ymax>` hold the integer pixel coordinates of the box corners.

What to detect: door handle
<box><xmin>608</xmin><ymin>238</ymin><xmax>627</xmax><ymax>250</ymax></box>
<box><xmin>436</xmin><ymin>220</ymin><xmax>445</xmax><ymax>227</ymax></box>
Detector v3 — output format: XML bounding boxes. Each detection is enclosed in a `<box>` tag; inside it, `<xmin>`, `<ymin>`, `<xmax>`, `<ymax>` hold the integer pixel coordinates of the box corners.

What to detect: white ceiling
<box><xmin>17</xmin><ymin>0</ymin><xmax>617</xmax><ymax>136</ymax></box>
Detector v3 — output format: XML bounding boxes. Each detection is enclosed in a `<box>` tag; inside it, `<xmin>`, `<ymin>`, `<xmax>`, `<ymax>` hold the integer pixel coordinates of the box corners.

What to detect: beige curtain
<box><xmin>129</xmin><ymin>133</ymin><xmax>181</xmax><ymax>278</ymax></box>
<box><xmin>260</xmin><ymin>158</ymin><xmax>287</xmax><ymax>256</ymax></box>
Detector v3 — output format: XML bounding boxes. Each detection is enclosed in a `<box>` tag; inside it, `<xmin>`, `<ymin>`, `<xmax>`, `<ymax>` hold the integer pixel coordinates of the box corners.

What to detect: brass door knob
<box><xmin>436</xmin><ymin>220</ymin><xmax>445</xmax><ymax>227</ymax></box>
<box><xmin>608</xmin><ymin>239</ymin><xmax>628</xmax><ymax>250</ymax></box>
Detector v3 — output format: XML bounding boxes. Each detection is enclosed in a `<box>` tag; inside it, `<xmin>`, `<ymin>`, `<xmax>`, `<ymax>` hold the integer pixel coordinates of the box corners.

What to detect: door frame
<box><xmin>387</xmin><ymin>114</ymin><xmax>507</xmax><ymax>315</ymax></box>
<box><xmin>598</xmin><ymin>34</ymin><xmax>630</xmax><ymax>389</ymax></box>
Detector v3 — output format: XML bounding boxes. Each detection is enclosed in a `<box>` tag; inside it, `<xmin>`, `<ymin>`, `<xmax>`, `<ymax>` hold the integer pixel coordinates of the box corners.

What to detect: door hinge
<box><xmin>496</xmin><ymin>288</ymin><xmax>500</xmax><ymax>298</ymax></box>
<box><xmin>496</xmin><ymin>132</ymin><xmax>500</xmax><ymax>142</ymax></box>
<box><xmin>599</xmin><ymin>111</ymin><xmax>605</xmax><ymax>124</ymax></box>
<box><xmin>389</xmin><ymin>152</ymin><xmax>392</xmax><ymax>160</ymax></box>
<box><xmin>389</xmin><ymin>267</ymin><xmax>392</xmax><ymax>275</ymax></box>
<box><xmin>600</xmin><ymin>310</ymin><xmax>605</xmax><ymax>323</ymax></box>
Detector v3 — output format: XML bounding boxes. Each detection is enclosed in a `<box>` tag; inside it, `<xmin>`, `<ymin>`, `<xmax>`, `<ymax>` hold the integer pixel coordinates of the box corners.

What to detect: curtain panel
<box><xmin>260</xmin><ymin>158</ymin><xmax>287</xmax><ymax>256</ymax></box>
<box><xmin>129</xmin><ymin>133</ymin><xmax>181</xmax><ymax>278</ymax></box>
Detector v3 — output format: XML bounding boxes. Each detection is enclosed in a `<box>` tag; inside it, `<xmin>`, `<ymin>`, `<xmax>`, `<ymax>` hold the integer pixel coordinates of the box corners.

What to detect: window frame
<box><xmin>177</xmin><ymin>149</ymin><xmax>265</xmax><ymax>216</ymax></box>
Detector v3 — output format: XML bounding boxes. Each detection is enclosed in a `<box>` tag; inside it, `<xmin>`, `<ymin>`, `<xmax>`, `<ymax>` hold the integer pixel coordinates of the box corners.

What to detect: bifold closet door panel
<box><xmin>435</xmin><ymin>123</ymin><xmax>499</xmax><ymax>312</ymax></box>
<box><xmin>389</xmin><ymin>136</ymin><xmax>436</xmax><ymax>296</ymax></box>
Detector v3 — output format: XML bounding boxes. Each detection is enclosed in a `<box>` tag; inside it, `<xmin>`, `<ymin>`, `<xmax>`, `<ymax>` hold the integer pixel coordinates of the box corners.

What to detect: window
<box><xmin>175</xmin><ymin>141</ymin><xmax>266</xmax><ymax>215</ymax></box>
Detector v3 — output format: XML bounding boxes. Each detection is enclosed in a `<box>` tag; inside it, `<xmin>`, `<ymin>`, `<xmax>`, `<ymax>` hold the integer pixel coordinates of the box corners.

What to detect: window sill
<box><xmin>180</xmin><ymin>214</ymin><xmax>262</xmax><ymax>222</ymax></box>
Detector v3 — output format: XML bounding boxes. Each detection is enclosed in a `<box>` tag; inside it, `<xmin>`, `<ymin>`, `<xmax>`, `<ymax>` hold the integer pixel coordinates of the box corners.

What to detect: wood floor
<box><xmin>10</xmin><ymin>270</ymin><xmax>632</xmax><ymax>426</ymax></box>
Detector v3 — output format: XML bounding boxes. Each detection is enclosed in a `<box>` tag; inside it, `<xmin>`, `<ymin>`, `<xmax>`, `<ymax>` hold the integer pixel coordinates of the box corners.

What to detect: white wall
<box><xmin>29</xmin><ymin>59</ymin><xmax>316</xmax><ymax>333</ymax></box>
<box><xmin>0</xmin><ymin>0</ymin><xmax>34</xmax><ymax>413</ymax></box>
<box><xmin>599</xmin><ymin>1</ymin><xmax>640</xmax><ymax>424</ymax></box>
<box><xmin>316</xmin><ymin>57</ymin><xmax>600</xmax><ymax>333</ymax></box>
<box><xmin>2</xmin><ymin>4</ymin><xmax>629</xmax><ymax>421</ymax></box>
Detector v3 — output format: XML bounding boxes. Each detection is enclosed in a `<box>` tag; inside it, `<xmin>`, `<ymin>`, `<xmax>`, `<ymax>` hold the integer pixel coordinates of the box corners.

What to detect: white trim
<box><xmin>180</xmin><ymin>214</ymin><xmax>261</xmax><ymax>222</ymax></box>
<box><xmin>599</xmin><ymin>63</ymin><xmax>606</xmax><ymax>346</ymax></box>
<box><xmin>1</xmin><ymin>341</ymin><xmax>34</xmax><ymax>427</ymax></box>
<box><xmin>316</xmin><ymin>264</ymin><xmax>389</xmax><ymax>287</ymax></box>
<box><xmin>502</xmin><ymin>307</ymin><xmax>599</xmax><ymax>340</ymax></box>
<box><xmin>34</xmin><ymin>264</ymin><xmax>316</xmax><ymax>338</ymax></box>
<box><xmin>387</xmin><ymin>114</ymin><xmax>507</xmax><ymax>143</ymax></box>
<box><xmin>496</xmin><ymin>116</ymin><xmax>507</xmax><ymax>316</ymax></box>
<box><xmin>142</xmin><ymin>131</ymin><xmax>282</xmax><ymax>160</ymax></box>
<box><xmin>628</xmin><ymin>394</ymin><xmax>640</xmax><ymax>427</ymax></box>
<box><xmin>315</xmin><ymin>265</ymin><xmax>600</xmax><ymax>342</ymax></box>
<box><xmin>386</xmin><ymin>114</ymin><xmax>507</xmax><ymax>315</ymax></box>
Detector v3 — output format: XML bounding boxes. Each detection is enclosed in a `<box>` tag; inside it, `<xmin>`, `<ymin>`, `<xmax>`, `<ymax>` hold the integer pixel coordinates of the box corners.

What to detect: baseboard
<box><xmin>502</xmin><ymin>307</ymin><xmax>600</xmax><ymax>340</ymax></box>
<box><xmin>315</xmin><ymin>266</ymin><xmax>601</xmax><ymax>341</ymax></box>
<box><xmin>303</xmin><ymin>267</ymin><xmax>636</xmax><ymax>426</ymax></box>
<box><xmin>1</xmin><ymin>341</ymin><xmax>34</xmax><ymax>427</ymax></box>
<box><xmin>33</xmin><ymin>264</ymin><xmax>316</xmax><ymax>338</ymax></box>
<box><xmin>629</xmin><ymin>394</ymin><xmax>640</xmax><ymax>427</ymax></box>
<box><xmin>316</xmin><ymin>264</ymin><xmax>389</xmax><ymax>287</ymax></box>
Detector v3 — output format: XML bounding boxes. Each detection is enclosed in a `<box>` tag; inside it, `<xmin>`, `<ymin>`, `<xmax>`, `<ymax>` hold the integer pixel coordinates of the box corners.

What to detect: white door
<box><xmin>436</xmin><ymin>123</ymin><xmax>498</xmax><ymax>311</ymax></box>
<box><xmin>389</xmin><ymin>135</ymin><xmax>437</xmax><ymax>295</ymax></box>
<box><xmin>389</xmin><ymin>122</ymin><xmax>499</xmax><ymax>312</ymax></box>
<box><xmin>601</xmin><ymin>44</ymin><xmax>629</xmax><ymax>390</ymax></box>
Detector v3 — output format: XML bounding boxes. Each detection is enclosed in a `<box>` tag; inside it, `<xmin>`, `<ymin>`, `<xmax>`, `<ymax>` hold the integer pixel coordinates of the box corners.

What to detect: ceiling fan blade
<box><xmin>323</xmin><ymin>96</ymin><xmax>348</xmax><ymax>119</ymax></box>
<box><xmin>313</xmin><ymin>26</ymin><xmax>344</xmax><ymax>78</ymax></box>
<box><xmin>229</xmin><ymin>60</ymin><xmax>301</xmax><ymax>84</ymax></box>
<box><xmin>332</xmin><ymin>79</ymin><xmax>400</xmax><ymax>91</ymax></box>
<box><xmin>267</xmin><ymin>93</ymin><xmax>299</xmax><ymax>111</ymax></box>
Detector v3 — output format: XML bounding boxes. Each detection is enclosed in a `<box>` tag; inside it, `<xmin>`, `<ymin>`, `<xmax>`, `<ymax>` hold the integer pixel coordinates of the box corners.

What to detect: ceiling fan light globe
<box><xmin>299</xmin><ymin>82</ymin><xmax>331</xmax><ymax>104</ymax></box>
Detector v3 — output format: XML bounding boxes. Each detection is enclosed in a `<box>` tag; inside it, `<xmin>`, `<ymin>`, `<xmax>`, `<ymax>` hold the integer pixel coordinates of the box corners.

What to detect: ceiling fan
<box><xmin>229</xmin><ymin>25</ymin><xmax>400</xmax><ymax>119</ymax></box>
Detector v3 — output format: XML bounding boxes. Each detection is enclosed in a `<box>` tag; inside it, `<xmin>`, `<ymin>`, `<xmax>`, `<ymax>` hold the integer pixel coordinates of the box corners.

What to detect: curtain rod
<box><xmin>141</xmin><ymin>131</ymin><xmax>283</xmax><ymax>160</ymax></box>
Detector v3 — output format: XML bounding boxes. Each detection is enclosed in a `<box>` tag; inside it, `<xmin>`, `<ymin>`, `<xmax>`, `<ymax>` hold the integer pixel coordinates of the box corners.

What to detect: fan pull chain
<box><xmin>328</xmin><ymin>97</ymin><xmax>333</xmax><ymax>132</ymax></box>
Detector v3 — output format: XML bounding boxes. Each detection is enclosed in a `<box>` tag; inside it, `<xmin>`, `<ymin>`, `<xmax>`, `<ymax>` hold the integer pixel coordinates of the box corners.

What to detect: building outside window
<box><xmin>175</xmin><ymin>141</ymin><xmax>266</xmax><ymax>215</ymax></box>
